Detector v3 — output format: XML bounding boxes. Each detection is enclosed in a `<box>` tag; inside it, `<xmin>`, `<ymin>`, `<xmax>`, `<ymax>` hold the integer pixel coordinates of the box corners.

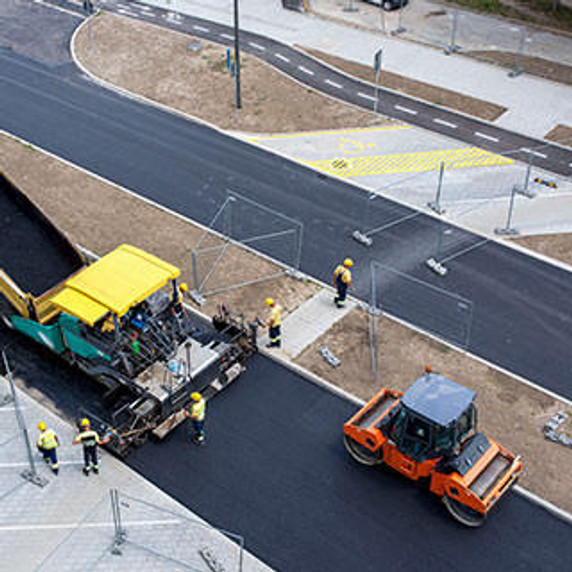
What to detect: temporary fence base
<box><xmin>20</xmin><ymin>468</ymin><xmax>48</xmax><ymax>488</ymax></box>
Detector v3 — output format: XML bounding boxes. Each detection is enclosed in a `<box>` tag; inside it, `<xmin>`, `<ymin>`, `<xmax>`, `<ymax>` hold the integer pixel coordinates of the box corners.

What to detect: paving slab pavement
<box><xmin>0</xmin><ymin>373</ymin><xmax>272</xmax><ymax>572</ymax></box>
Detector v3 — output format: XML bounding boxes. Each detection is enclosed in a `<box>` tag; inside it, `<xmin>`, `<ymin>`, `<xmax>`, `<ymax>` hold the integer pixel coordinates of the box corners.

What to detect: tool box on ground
<box><xmin>0</xmin><ymin>173</ymin><xmax>257</xmax><ymax>456</ymax></box>
<box><xmin>343</xmin><ymin>367</ymin><xmax>523</xmax><ymax>527</ymax></box>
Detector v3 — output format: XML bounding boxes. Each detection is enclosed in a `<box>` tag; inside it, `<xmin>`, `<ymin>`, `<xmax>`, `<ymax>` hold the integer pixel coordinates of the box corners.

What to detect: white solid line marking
<box><xmin>521</xmin><ymin>148</ymin><xmax>547</xmax><ymax>159</ymax></box>
<box><xmin>193</xmin><ymin>25</ymin><xmax>210</xmax><ymax>32</ymax></box>
<box><xmin>298</xmin><ymin>66</ymin><xmax>314</xmax><ymax>75</ymax></box>
<box><xmin>358</xmin><ymin>92</ymin><xmax>377</xmax><ymax>102</ymax></box>
<box><xmin>395</xmin><ymin>105</ymin><xmax>418</xmax><ymax>115</ymax></box>
<box><xmin>275</xmin><ymin>53</ymin><xmax>290</xmax><ymax>62</ymax></box>
<box><xmin>325</xmin><ymin>79</ymin><xmax>343</xmax><ymax>89</ymax></box>
<box><xmin>220</xmin><ymin>33</ymin><xmax>234</xmax><ymax>41</ymax></box>
<box><xmin>0</xmin><ymin>520</ymin><xmax>181</xmax><ymax>532</ymax></box>
<box><xmin>249</xmin><ymin>42</ymin><xmax>266</xmax><ymax>51</ymax></box>
<box><xmin>475</xmin><ymin>131</ymin><xmax>499</xmax><ymax>142</ymax></box>
<box><xmin>433</xmin><ymin>118</ymin><xmax>458</xmax><ymax>129</ymax></box>
<box><xmin>0</xmin><ymin>461</ymin><xmax>83</xmax><ymax>468</ymax></box>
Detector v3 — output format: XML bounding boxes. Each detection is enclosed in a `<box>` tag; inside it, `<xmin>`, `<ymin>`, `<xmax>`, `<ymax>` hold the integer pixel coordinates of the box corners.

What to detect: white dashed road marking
<box><xmin>395</xmin><ymin>105</ymin><xmax>418</xmax><ymax>115</ymax></box>
<box><xmin>220</xmin><ymin>33</ymin><xmax>234</xmax><ymax>41</ymax></box>
<box><xmin>521</xmin><ymin>148</ymin><xmax>547</xmax><ymax>159</ymax></box>
<box><xmin>275</xmin><ymin>53</ymin><xmax>290</xmax><ymax>62</ymax></box>
<box><xmin>298</xmin><ymin>66</ymin><xmax>314</xmax><ymax>75</ymax></box>
<box><xmin>433</xmin><ymin>118</ymin><xmax>458</xmax><ymax>129</ymax></box>
<box><xmin>193</xmin><ymin>25</ymin><xmax>210</xmax><ymax>32</ymax></box>
<box><xmin>249</xmin><ymin>42</ymin><xmax>266</xmax><ymax>51</ymax></box>
<box><xmin>325</xmin><ymin>79</ymin><xmax>343</xmax><ymax>89</ymax></box>
<box><xmin>358</xmin><ymin>92</ymin><xmax>377</xmax><ymax>102</ymax></box>
<box><xmin>475</xmin><ymin>132</ymin><xmax>499</xmax><ymax>143</ymax></box>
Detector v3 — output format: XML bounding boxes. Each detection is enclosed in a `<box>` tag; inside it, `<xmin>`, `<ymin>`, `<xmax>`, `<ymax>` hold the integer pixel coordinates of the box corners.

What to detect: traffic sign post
<box><xmin>373</xmin><ymin>48</ymin><xmax>383</xmax><ymax>113</ymax></box>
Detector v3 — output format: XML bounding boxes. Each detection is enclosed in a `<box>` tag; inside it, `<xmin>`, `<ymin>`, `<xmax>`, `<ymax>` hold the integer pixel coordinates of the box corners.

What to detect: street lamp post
<box><xmin>234</xmin><ymin>0</ymin><xmax>242</xmax><ymax>110</ymax></box>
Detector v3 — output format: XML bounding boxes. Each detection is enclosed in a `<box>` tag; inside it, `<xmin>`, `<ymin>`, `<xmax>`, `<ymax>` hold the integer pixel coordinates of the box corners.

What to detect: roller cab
<box><xmin>343</xmin><ymin>371</ymin><xmax>523</xmax><ymax>527</ymax></box>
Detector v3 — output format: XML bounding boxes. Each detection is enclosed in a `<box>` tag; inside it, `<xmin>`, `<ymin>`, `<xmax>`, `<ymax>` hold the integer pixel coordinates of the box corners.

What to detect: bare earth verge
<box><xmin>513</xmin><ymin>233</ymin><xmax>572</xmax><ymax>266</ymax></box>
<box><xmin>74</xmin><ymin>12</ymin><xmax>392</xmax><ymax>133</ymax></box>
<box><xmin>545</xmin><ymin>123</ymin><xmax>572</xmax><ymax>148</ymax></box>
<box><xmin>470</xmin><ymin>50</ymin><xmax>572</xmax><ymax>86</ymax></box>
<box><xmin>295</xmin><ymin>308</ymin><xmax>572</xmax><ymax>512</ymax></box>
<box><xmin>299</xmin><ymin>46</ymin><xmax>507</xmax><ymax>121</ymax></box>
<box><xmin>2</xmin><ymin>133</ymin><xmax>571</xmax><ymax>513</ymax></box>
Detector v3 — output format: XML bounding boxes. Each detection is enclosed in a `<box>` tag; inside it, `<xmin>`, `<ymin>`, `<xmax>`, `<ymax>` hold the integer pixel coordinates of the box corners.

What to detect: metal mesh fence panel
<box><xmin>191</xmin><ymin>191</ymin><xmax>303</xmax><ymax>299</ymax></box>
<box><xmin>371</xmin><ymin>261</ymin><xmax>473</xmax><ymax>348</ymax></box>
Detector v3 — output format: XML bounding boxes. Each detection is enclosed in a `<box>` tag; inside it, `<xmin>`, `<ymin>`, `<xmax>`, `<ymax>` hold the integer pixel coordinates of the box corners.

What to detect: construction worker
<box><xmin>184</xmin><ymin>392</ymin><xmax>206</xmax><ymax>445</ymax></box>
<box><xmin>332</xmin><ymin>258</ymin><xmax>354</xmax><ymax>308</ymax></box>
<box><xmin>36</xmin><ymin>421</ymin><xmax>60</xmax><ymax>475</ymax></box>
<box><xmin>262</xmin><ymin>297</ymin><xmax>282</xmax><ymax>348</ymax></box>
<box><xmin>72</xmin><ymin>418</ymin><xmax>109</xmax><ymax>476</ymax></box>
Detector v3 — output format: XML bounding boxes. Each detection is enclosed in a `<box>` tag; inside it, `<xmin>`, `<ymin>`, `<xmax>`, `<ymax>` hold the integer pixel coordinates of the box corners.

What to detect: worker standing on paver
<box><xmin>332</xmin><ymin>258</ymin><xmax>354</xmax><ymax>308</ymax></box>
<box><xmin>73</xmin><ymin>418</ymin><xmax>108</xmax><ymax>476</ymax></box>
<box><xmin>263</xmin><ymin>297</ymin><xmax>282</xmax><ymax>348</ymax></box>
<box><xmin>36</xmin><ymin>421</ymin><xmax>60</xmax><ymax>475</ymax></box>
<box><xmin>184</xmin><ymin>392</ymin><xmax>206</xmax><ymax>445</ymax></box>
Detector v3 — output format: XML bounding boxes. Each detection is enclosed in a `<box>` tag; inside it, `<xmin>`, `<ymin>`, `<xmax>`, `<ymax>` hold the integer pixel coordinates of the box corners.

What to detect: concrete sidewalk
<box><xmin>141</xmin><ymin>0</ymin><xmax>572</xmax><ymax>140</ymax></box>
<box><xmin>0</xmin><ymin>375</ymin><xmax>272</xmax><ymax>571</ymax></box>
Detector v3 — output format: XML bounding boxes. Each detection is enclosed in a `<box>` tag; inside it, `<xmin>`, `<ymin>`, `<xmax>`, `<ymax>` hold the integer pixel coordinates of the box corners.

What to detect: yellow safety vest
<box><xmin>333</xmin><ymin>265</ymin><xmax>351</xmax><ymax>284</ymax></box>
<box><xmin>37</xmin><ymin>429</ymin><xmax>58</xmax><ymax>450</ymax></box>
<box><xmin>268</xmin><ymin>304</ymin><xmax>282</xmax><ymax>327</ymax></box>
<box><xmin>77</xmin><ymin>429</ymin><xmax>100</xmax><ymax>447</ymax></box>
<box><xmin>190</xmin><ymin>399</ymin><xmax>206</xmax><ymax>422</ymax></box>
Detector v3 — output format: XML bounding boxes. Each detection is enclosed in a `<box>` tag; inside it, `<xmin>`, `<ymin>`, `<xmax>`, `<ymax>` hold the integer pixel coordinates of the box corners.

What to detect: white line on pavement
<box><xmin>117</xmin><ymin>8</ymin><xmax>134</xmax><ymax>15</ymax></box>
<box><xmin>475</xmin><ymin>132</ymin><xmax>499</xmax><ymax>142</ymax></box>
<box><xmin>0</xmin><ymin>519</ymin><xmax>181</xmax><ymax>532</ymax></box>
<box><xmin>0</xmin><ymin>461</ymin><xmax>84</xmax><ymax>468</ymax></box>
<box><xmin>193</xmin><ymin>25</ymin><xmax>210</xmax><ymax>32</ymax></box>
<box><xmin>395</xmin><ymin>105</ymin><xmax>418</xmax><ymax>115</ymax></box>
<box><xmin>521</xmin><ymin>148</ymin><xmax>547</xmax><ymax>159</ymax></box>
<box><xmin>325</xmin><ymin>79</ymin><xmax>343</xmax><ymax>89</ymax></box>
<box><xmin>249</xmin><ymin>42</ymin><xmax>266</xmax><ymax>51</ymax></box>
<box><xmin>136</xmin><ymin>4</ymin><xmax>152</xmax><ymax>10</ymax></box>
<box><xmin>433</xmin><ymin>118</ymin><xmax>458</xmax><ymax>129</ymax></box>
<box><xmin>220</xmin><ymin>33</ymin><xmax>234</xmax><ymax>41</ymax></box>
<box><xmin>358</xmin><ymin>92</ymin><xmax>377</xmax><ymax>102</ymax></box>
<box><xmin>298</xmin><ymin>66</ymin><xmax>314</xmax><ymax>75</ymax></box>
<box><xmin>275</xmin><ymin>53</ymin><xmax>290</xmax><ymax>62</ymax></box>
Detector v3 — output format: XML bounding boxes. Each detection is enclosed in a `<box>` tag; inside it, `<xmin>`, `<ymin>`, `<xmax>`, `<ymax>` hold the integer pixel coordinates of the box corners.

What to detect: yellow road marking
<box><xmin>246</xmin><ymin>125</ymin><xmax>411</xmax><ymax>141</ymax></box>
<box><xmin>301</xmin><ymin>147</ymin><xmax>513</xmax><ymax>177</ymax></box>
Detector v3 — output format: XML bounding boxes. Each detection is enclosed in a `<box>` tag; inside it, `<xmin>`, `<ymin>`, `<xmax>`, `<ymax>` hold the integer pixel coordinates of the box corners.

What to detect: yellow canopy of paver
<box><xmin>49</xmin><ymin>245</ymin><xmax>180</xmax><ymax>326</ymax></box>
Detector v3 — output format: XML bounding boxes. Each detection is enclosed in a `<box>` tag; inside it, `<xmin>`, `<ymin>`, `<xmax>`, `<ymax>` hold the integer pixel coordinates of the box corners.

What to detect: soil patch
<box><xmin>512</xmin><ymin>233</ymin><xmax>572</xmax><ymax>266</ymax></box>
<box><xmin>295</xmin><ymin>308</ymin><xmax>572</xmax><ymax>512</ymax></box>
<box><xmin>545</xmin><ymin>123</ymin><xmax>572</xmax><ymax>147</ymax></box>
<box><xmin>470</xmin><ymin>50</ymin><xmax>572</xmax><ymax>85</ymax></box>
<box><xmin>74</xmin><ymin>12</ymin><xmax>392</xmax><ymax>133</ymax></box>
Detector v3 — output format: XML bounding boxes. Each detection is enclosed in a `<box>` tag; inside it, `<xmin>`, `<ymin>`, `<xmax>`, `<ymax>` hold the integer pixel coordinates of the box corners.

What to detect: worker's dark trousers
<box><xmin>268</xmin><ymin>325</ymin><xmax>281</xmax><ymax>347</ymax></box>
<box><xmin>191</xmin><ymin>419</ymin><xmax>205</xmax><ymax>443</ymax></box>
<box><xmin>83</xmin><ymin>445</ymin><xmax>99</xmax><ymax>471</ymax></box>
<box><xmin>38</xmin><ymin>446</ymin><xmax>58</xmax><ymax>468</ymax></box>
<box><xmin>335</xmin><ymin>279</ymin><xmax>348</xmax><ymax>308</ymax></box>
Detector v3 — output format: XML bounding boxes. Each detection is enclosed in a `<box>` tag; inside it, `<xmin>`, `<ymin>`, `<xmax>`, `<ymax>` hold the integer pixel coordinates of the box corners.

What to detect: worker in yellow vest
<box><xmin>73</xmin><ymin>418</ymin><xmax>109</xmax><ymax>476</ymax></box>
<box><xmin>36</xmin><ymin>421</ymin><xmax>60</xmax><ymax>475</ymax></box>
<box><xmin>184</xmin><ymin>392</ymin><xmax>206</xmax><ymax>445</ymax></box>
<box><xmin>263</xmin><ymin>297</ymin><xmax>282</xmax><ymax>348</ymax></box>
<box><xmin>332</xmin><ymin>258</ymin><xmax>354</xmax><ymax>308</ymax></box>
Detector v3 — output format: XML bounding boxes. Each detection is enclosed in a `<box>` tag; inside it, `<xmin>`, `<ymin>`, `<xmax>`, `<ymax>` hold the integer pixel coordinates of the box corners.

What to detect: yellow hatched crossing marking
<box><xmin>302</xmin><ymin>147</ymin><xmax>513</xmax><ymax>177</ymax></box>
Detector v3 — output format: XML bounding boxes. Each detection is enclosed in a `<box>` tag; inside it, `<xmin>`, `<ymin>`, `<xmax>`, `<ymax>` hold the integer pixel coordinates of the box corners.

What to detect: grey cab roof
<box><xmin>402</xmin><ymin>373</ymin><xmax>476</xmax><ymax>427</ymax></box>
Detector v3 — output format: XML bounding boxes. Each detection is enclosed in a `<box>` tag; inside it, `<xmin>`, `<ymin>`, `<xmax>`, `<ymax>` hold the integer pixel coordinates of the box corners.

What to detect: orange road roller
<box><xmin>343</xmin><ymin>368</ymin><xmax>523</xmax><ymax>527</ymax></box>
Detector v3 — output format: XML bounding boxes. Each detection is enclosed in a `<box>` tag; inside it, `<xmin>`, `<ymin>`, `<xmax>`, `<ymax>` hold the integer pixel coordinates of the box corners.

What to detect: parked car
<box><xmin>364</xmin><ymin>0</ymin><xmax>409</xmax><ymax>11</ymax></box>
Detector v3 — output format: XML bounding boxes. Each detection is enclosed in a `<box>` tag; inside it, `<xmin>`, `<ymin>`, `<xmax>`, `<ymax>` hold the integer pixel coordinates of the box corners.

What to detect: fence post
<box><xmin>110</xmin><ymin>489</ymin><xmax>126</xmax><ymax>555</ymax></box>
<box><xmin>428</xmin><ymin>162</ymin><xmax>446</xmax><ymax>214</ymax></box>
<box><xmin>191</xmin><ymin>249</ymin><xmax>200</xmax><ymax>292</ymax></box>
<box><xmin>444</xmin><ymin>11</ymin><xmax>460</xmax><ymax>55</ymax></box>
<box><xmin>494</xmin><ymin>185</ymin><xmax>519</xmax><ymax>235</ymax></box>
<box><xmin>509</xmin><ymin>27</ymin><xmax>526</xmax><ymax>78</ymax></box>
<box><xmin>2</xmin><ymin>350</ymin><xmax>48</xmax><ymax>488</ymax></box>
